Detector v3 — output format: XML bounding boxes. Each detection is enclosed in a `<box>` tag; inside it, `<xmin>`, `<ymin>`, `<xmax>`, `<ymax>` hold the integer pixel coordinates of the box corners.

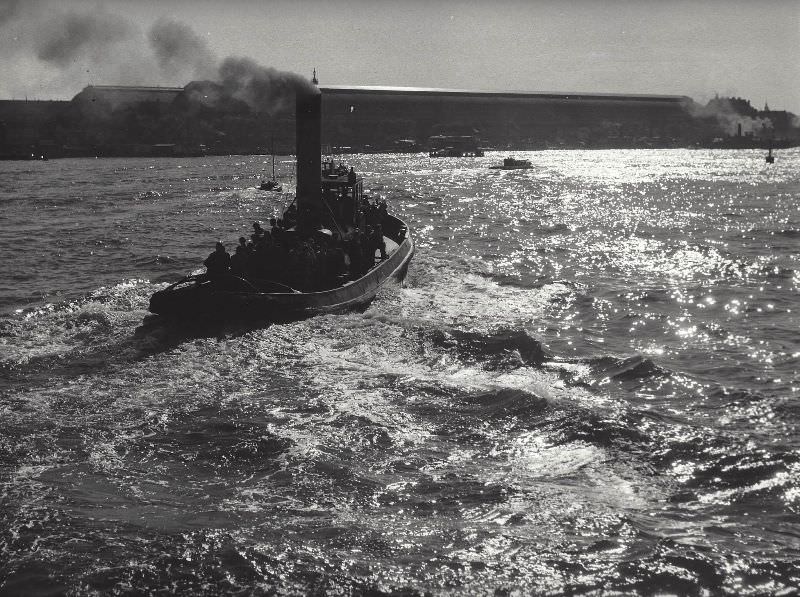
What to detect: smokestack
<box><xmin>737</xmin><ymin>122</ymin><xmax>742</xmax><ymax>137</ymax></box>
<box><xmin>295</xmin><ymin>88</ymin><xmax>322</xmax><ymax>220</ymax></box>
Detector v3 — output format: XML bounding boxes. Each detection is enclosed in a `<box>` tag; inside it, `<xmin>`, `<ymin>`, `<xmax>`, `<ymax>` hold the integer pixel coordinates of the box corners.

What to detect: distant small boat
<box><xmin>490</xmin><ymin>157</ymin><xmax>532</xmax><ymax>170</ymax></box>
<box><xmin>259</xmin><ymin>179</ymin><xmax>282</xmax><ymax>192</ymax></box>
<box><xmin>429</xmin><ymin>147</ymin><xmax>463</xmax><ymax>158</ymax></box>
<box><xmin>259</xmin><ymin>139</ymin><xmax>283</xmax><ymax>191</ymax></box>
<box><xmin>766</xmin><ymin>144</ymin><xmax>775</xmax><ymax>164</ymax></box>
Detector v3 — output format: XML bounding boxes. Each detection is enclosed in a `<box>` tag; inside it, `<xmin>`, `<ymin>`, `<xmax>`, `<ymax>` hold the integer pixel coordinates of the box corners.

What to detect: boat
<box><xmin>489</xmin><ymin>157</ymin><xmax>533</xmax><ymax>170</ymax></box>
<box><xmin>766</xmin><ymin>143</ymin><xmax>775</xmax><ymax>164</ymax></box>
<box><xmin>149</xmin><ymin>84</ymin><xmax>414</xmax><ymax>321</ymax></box>
<box><xmin>258</xmin><ymin>179</ymin><xmax>282</xmax><ymax>192</ymax></box>
<box><xmin>258</xmin><ymin>140</ymin><xmax>283</xmax><ymax>191</ymax></box>
<box><xmin>429</xmin><ymin>147</ymin><xmax>463</xmax><ymax>158</ymax></box>
<box><xmin>428</xmin><ymin>135</ymin><xmax>484</xmax><ymax>157</ymax></box>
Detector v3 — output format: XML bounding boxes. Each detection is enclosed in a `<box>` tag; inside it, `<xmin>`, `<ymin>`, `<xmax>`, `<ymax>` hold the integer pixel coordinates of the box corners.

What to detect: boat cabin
<box><xmin>320</xmin><ymin>161</ymin><xmax>365</xmax><ymax>232</ymax></box>
<box><xmin>504</xmin><ymin>157</ymin><xmax>532</xmax><ymax>168</ymax></box>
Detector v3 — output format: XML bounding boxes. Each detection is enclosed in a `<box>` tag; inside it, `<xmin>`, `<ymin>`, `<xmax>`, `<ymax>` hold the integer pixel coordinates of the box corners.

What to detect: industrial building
<box><xmin>0</xmin><ymin>83</ymin><xmax>796</xmax><ymax>159</ymax></box>
<box><xmin>72</xmin><ymin>85</ymin><xmax>184</xmax><ymax>110</ymax></box>
<box><xmin>318</xmin><ymin>85</ymin><xmax>696</xmax><ymax>150</ymax></box>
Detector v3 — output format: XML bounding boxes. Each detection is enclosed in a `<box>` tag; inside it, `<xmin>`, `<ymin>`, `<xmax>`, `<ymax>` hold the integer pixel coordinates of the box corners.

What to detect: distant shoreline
<box><xmin>2</xmin><ymin>144</ymin><xmax>797</xmax><ymax>162</ymax></box>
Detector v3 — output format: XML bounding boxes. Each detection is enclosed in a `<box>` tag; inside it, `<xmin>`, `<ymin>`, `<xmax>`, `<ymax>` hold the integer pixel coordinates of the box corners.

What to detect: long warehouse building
<box><xmin>318</xmin><ymin>85</ymin><xmax>696</xmax><ymax>149</ymax></box>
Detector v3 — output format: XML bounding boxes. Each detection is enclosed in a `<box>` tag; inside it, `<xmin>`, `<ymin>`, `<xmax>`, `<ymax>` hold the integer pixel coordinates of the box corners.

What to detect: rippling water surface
<box><xmin>1</xmin><ymin>150</ymin><xmax>798</xmax><ymax>595</ymax></box>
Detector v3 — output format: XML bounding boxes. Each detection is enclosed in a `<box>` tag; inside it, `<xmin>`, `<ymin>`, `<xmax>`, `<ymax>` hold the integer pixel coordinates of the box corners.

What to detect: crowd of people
<box><xmin>324</xmin><ymin>159</ymin><xmax>356</xmax><ymax>182</ymax></box>
<box><xmin>203</xmin><ymin>197</ymin><xmax>390</xmax><ymax>291</ymax></box>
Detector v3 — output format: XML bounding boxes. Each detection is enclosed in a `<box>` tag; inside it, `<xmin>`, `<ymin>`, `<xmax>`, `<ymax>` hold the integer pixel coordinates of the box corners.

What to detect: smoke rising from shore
<box><xmin>148</xmin><ymin>18</ymin><xmax>217</xmax><ymax>81</ymax></box>
<box><xmin>36</xmin><ymin>10</ymin><xmax>134</xmax><ymax>67</ymax></box>
<box><xmin>686</xmin><ymin>97</ymin><xmax>774</xmax><ymax>137</ymax></box>
<box><xmin>731</xmin><ymin>116</ymin><xmax>772</xmax><ymax>136</ymax></box>
<box><xmin>0</xmin><ymin>1</ymin><xmax>314</xmax><ymax>109</ymax></box>
<box><xmin>0</xmin><ymin>0</ymin><xmax>26</xmax><ymax>26</ymax></box>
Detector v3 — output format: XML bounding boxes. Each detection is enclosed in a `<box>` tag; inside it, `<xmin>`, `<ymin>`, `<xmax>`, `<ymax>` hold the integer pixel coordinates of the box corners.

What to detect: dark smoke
<box><xmin>0</xmin><ymin>0</ymin><xmax>26</xmax><ymax>26</ymax></box>
<box><xmin>215</xmin><ymin>56</ymin><xmax>318</xmax><ymax>113</ymax></box>
<box><xmin>180</xmin><ymin>80</ymin><xmax>230</xmax><ymax>112</ymax></box>
<box><xmin>1</xmin><ymin>1</ymin><xmax>316</xmax><ymax>111</ymax></box>
<box><xmin>148</xmin><ymin>17</ymin><xmax>217</xmax><ymax>80</ymax></box>
<box><xmin>179</xmin><ymin>58</ymin><xmax>318</xmax><ymax>115</ymax></box>
<box><xmin>148</xmin><ymin>23</ymin><xmax>317</xmax><ymax>113</ymax></box>
<box><xmin>35</xmin><ymin>9</ymin><xmax>133</xmax><ymax>66</ymax></box>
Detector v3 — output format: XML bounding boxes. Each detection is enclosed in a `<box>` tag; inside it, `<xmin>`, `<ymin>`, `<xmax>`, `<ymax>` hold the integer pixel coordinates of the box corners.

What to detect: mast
<box><xmin>271</xmin><ymin>136</ymin><xmax>276</xmax><ymax>180</ymax></box>
<box><xmin>295</xmin><ymin>85</ymin><xmax>322</xmax><ymax>223</ymax></box>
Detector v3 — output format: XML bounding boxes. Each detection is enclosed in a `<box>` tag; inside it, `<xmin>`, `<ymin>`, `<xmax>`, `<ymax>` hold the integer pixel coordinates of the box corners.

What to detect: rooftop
<box><xmin>319</xmin><ymin>85</ymin><xmax>691</xmax><ymax>103</ymax></box>
<box><xmin>81</xmin><ymin>85</ymin><xmax>185</xmax><ymax>93</ymax></box>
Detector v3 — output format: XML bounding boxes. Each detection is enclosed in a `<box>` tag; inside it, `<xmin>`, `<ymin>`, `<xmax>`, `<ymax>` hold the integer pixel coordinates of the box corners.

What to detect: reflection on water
<box><xmin>0</xmin><ymin>149</ymin><xmax>799</xmax><ymax>594</ymax></box>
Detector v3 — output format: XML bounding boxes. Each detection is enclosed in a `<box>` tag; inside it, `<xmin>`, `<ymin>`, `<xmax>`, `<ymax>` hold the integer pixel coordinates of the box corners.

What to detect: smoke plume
<box><xmin>731</xmin><ymin>116</ymin><xmax>772</xmax><ymax>137</ymax></box>
<box><xmin>685</xmin><ymin>96</ymin><xmax>773</xmax><ymax>137</ymax></box>
<box><xmin>219</xmin><ymin>57</ymin><xmax>317</xmax><ymax>110</ymax></box>
<box><xmin>0</xmin><ymin>1</ymin><xmax>316</xmax><ymax>110</ymax></box>
<box><xmin>36</xmin><ymin>10</ymin><xmax>134</xmax><ymax>67</ymax></box>
<box><xmin>181</xmin><ymin>57</ymin><xmax>317</xmax><ymax>114</ymax></box>
<box><xmin>148</xmin><ymin>17</ymin><xmax>217</xmax><ymax>81</ymax></box>
<box><xmin>0</xmin><ymin>0</ymin><xmax>26</xmax><ymax>26</ymax></box>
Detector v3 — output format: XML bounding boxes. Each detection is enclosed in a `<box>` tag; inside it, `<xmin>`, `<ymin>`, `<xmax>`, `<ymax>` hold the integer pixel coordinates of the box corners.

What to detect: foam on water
<box><xmin>1</xmin><ymin>150</ymin><xmax>799</xmax><ymax>594</ymax></box>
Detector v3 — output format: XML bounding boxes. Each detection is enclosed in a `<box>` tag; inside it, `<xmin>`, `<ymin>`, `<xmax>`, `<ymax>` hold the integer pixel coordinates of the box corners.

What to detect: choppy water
<box><xmin>1</xmin><ymin>150</ymin><xmax>798</xmax><ymax>595</ymax></box>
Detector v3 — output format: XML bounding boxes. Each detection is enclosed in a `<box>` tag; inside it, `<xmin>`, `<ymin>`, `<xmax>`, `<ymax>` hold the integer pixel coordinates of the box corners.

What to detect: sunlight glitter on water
<box><xmin>1</xmin><ymin>150</ymin><xmax>799</xmax><ymax>594</ymax></box>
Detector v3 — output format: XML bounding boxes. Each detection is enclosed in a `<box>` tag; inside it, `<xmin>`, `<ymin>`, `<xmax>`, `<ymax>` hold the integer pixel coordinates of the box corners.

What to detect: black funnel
<box><xmin>295</xmin><ymin>89</ymin><xmax>322</xmax><ymax>217</ymax></box>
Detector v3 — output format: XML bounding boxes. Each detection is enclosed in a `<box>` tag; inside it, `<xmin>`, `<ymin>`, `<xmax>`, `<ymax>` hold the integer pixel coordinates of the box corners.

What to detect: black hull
<box><xmin>149</xmin><ymin>219</ymin><xmax>414</xmax><ymax>321</ymax></box>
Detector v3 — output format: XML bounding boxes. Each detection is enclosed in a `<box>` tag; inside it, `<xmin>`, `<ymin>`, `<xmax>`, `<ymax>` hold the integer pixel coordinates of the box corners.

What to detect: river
<box><xmin>1</xmin><ymin>149</ymin><xmax>798</xmax><ymax>595</ymax></box>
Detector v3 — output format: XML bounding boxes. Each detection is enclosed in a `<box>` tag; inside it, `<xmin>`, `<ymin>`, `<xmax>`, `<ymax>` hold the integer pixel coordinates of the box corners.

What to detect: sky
<box><xmin>1</xmin><ymin>0</ymin><xmax>798</xmax><ymax>113</ymax></box>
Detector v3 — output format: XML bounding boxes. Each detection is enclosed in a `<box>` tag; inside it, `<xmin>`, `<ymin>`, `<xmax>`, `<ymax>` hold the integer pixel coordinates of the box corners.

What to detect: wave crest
<box><xmin>430</xmin><ymin>327</ymin><xmax>551</xmax><ymax>370</ymax></box>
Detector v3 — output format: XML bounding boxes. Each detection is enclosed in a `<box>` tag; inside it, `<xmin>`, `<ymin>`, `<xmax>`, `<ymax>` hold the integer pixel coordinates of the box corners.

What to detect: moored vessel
<box><xmin>489</xmin><ymin>156</ymin><xmax>533</xmax><ymax>169</ymax></box>
<box><xmin>149</xmin><ymin>83</ymin><xmax>414</xmax><ymax>320</ymax></box>
<box><xmin>766</xmin><ymin>143</ymin><xmax>775</xmax><ymax>164</ymax></box>
<box><xmin>258</xmin><ymin>179</ymin><xmax>283</xmax><ymax>192</ymax></box>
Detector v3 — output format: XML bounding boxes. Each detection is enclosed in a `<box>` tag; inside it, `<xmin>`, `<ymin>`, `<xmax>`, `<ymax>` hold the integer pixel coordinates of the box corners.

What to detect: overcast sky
<box><xmin>2</xmin><ymin>0</ymin><xmax>798</xmax><ymax>112</ymax></box>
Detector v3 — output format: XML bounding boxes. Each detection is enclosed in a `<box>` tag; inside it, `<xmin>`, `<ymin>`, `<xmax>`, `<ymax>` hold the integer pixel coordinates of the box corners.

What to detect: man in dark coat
<box><xmin>204</xmin><ymin>242</ymin><xmax>231</xmax><ymax>278</ymax></box>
